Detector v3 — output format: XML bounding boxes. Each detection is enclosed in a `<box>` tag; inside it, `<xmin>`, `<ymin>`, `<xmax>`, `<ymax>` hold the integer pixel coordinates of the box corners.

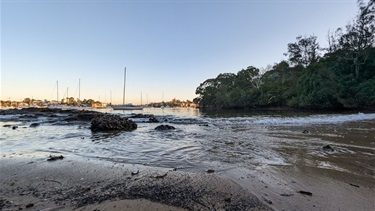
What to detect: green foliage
<box><xmin>356</xmin><ymin>78</ymin><xmax>375</xmax><ymax>106</ymax></box>
<box><xmin>297</xmin><ymin>64</ymin><xmax>341</xmax><ymax>108</ymax></box>
<box><xmin>258</xmin><ymin>61</ymin><xmax>302</xmax><ymax>107</ymax></box>
<box><xmin>194</xmin><ymin>66</ymin><xmax>261</xmax><ymax>108</ymax></box>
<box><xmin>284</xmin><ymin>35</ymin><xmax>320</xmax><ymax>67</ymax></box>
<box><xmin>194</xmin><ymin>1</ymin><xmax>375</xmax><ymax>109</ymax></box>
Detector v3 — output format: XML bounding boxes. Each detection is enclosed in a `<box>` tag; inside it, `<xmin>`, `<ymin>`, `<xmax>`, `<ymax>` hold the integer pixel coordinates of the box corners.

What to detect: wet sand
<box><xmin>1</xmin><ymin>155</ymin><xmax>373</xmax><ymax>211</ymax></box>
<box><xmin>222</xmin><ymin>165</ymin><xmax>374</xmax><ymax>211</ymax></box>
<box><xmin>0</xmin><ymin>156</ymin><xmax>270</xmax><ymax>211</ymax></box>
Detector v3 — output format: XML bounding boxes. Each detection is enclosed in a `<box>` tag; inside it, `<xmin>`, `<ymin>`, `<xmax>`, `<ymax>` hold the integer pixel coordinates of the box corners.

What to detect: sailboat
<box><xmin>48</xmin><ymin>80</ymin><xmax>68</xmax><ymax>109</ymax></box>
<box><xmin>48</xmin><ymin>79</ymin><xmax>93</xmax><ymax>110</ymax></box>
<box><xmin>111</xmin><ymin>67</ymin><xmax>143</xmax><ymax>110</ymax></box>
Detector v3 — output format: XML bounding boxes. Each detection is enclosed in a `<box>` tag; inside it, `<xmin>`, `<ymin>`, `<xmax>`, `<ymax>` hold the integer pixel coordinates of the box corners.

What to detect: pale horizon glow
<box><xmin>1</xmin><ymin>0</ymin><xmax>358</xmax><ymax>104</ymax></box>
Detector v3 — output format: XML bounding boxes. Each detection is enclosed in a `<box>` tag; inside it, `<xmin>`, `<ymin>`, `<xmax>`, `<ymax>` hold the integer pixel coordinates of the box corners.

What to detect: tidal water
<box><xmin>1</xmin><ymin>108</ymin><xmax>374</xmax><ymax>179</ymax></box>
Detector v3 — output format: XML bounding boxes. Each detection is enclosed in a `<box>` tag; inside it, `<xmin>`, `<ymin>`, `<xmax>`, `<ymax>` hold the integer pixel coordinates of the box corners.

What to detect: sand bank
<box><xmin>0</xmin><ymin>156</ymin><xmax>270</xmax><ymax>211</ymax></box>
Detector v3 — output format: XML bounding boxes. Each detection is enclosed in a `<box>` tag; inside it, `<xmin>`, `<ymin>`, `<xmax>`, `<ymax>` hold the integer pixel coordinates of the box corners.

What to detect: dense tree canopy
<box><xmin>284</xmin><ymin>35</ymin><xmax>320</xmax><ymax>67</ymax></box>
<box><xmin>194</xmin><ymin>0</ymin><xmax>375</xmax><ymax>109</ymax></box>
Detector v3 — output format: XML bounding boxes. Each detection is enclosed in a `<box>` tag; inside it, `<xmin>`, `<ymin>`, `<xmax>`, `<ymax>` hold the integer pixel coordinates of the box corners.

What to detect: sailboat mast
<box><xmin>79</xmin><ymin>78</ymin><xmax>81</xmax><ymax>101</ymax></box>
<box><xmin>123</xmin><ymin>67</ymin><xmax>126</xmax><ymax>105</ymax></box>
<box><xmin>56</xmin><ymin>80</ymin><xmax>59</xmax><ymax>102</ymax></box>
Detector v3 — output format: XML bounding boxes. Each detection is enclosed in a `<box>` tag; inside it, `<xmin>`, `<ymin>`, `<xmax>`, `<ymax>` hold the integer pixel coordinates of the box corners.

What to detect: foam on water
<box><xmin>211</xmin><ymin>113</ymin><xmax>375</xmax><ymax>126</ymax></box>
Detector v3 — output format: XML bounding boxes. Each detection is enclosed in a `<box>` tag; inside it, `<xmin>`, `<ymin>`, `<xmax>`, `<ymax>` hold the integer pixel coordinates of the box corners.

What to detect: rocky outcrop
<box><xmin>322</xmin><ymin>145</ymin><xmax>334</xmax><ymax>152</ymax></box>
<box><xmin>155</xmin><ymin>124</ymin><xmax>175</xmax><ymax>130</ymax></box>
<box><xmin>128</xmin><ymin>114</ymin><xmax>159</xmax><ymax>123</ymax></box>
<box><xmin>30</xmin><ymin>123</ymin><xmax>40</xmax><ymax>127</ymax></box>
<box><xmin>148</xmin><ymin>116</ymin><xmax>159</xmax><ymax>123</ymax></box>
<box><xmin>64</xmin><ymin>111</ymin><xmax>104</xmax><ymax>122</ymax></box>
<box><xmin>129</xmin><ymin>114</ymin><xmax>155</xmax><ymax>118</ymax></box>
<box><xmin>76</xmin><ymin>112</ymin><xmax>104</xmax><ymax>121</ymax></box>
<box><xmin>91</xmin><ymin>114</ymin><xmax>137</xmax><ymax>132</ymax></box>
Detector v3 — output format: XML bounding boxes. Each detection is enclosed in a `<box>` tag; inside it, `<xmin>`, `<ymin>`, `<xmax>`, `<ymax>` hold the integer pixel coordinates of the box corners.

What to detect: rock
<box><xmin>154</xmin><ymin>172</ymin><xmax>168</xmax><ymax>179</ymax></box>
<box><xmin>129</xmin><ymin>114</ymin><xmax>154</xmax><ymax>118</ymax></box>
<box><xmin>155</xmin><ymin>124</ymin><xmax>175</xmax><ymax>130</ymax></box>
<box><xmin>47</xmin><ymin>155</ymin><xmax>64</xmax><ymax>161</ymax></box>
<box><xmin>302</xmin><ymin>130</ymin><xmax>309</xmax><ymax>134</ymax></box>
<box><xmin>298</xmin><ymin>190</ymin><xmax>312</xmax><ymax>196</ymax></box>
<box><xmin>127</xmin><ymin>113</ymin><xmax>159</xmax><ymax>123</ymax></box>
<box><xmin>12</xmin><ymin>126</ymin><xmax>18</xmax><ymax>130</ymax></box>
<box><xmin>91</xmin><ymin>114</ymin><xmax>137</xmax><ymax>132</ymax></box>
<box><xmin>224</xmin><ymin>197</ymin><xmax>231</xmax><ymax>202</ymax></box>
<box><xmin>349</xmin><ymin>183</ymin><xmax>360</xmax><ymax>188</ymax></box>
<box><xmin>62</xmin><ymin>111</ymin><xmax>104</xmax><ymax>122</ymax></box>
<box><xmin>262</xmin><ymin>197</ymin><xmax>273</xmax><ymax>205</ymax></box>
<box><xmin>280</xmin><ymin>193</ymin><xmax>294</xmax><ymax>197</ymax></box>
<box><xmin>131</xmin><ymin>170</ymin><xmax>139</xmax><ymax>176</ymax></box>
<box><xmin>76</xmin><ymin>112</ymin><xmax>103</xmax><ymax>121</ymax></box>
<box><xmin>30</xmin><ymin>123</ymin><xmax>40</xmax><ymax>127</ymax></box>
<box><xmin>206</xmin><ymin>169</ymin><xmax>215</xmax><ymax>174</ymax></box>
<box><xmin>25</xmin><ymin>203</ymin><xmax>34</xmax><ymax>208</ymax></box>
<box><xmin>322</xmin><ymin>145</ymin><xmax>334</xmax><ymax>152</ymax></box>
<box><xmin>148</xmin><ymin>116</ymin><xmax>159</xmax><ymax>123</ymax></box>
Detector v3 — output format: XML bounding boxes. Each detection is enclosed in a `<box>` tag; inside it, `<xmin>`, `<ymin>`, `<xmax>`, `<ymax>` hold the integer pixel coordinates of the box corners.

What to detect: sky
<box><xmin>1</xmin><ymin>0</ymin><xmax>359</xmax><ymax>104</ymax></box>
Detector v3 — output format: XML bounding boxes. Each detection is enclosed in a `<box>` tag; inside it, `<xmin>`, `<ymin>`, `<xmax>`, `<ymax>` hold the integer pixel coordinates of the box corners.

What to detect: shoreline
<box><xmin>200</xmin><ymin>106</ymin><xmax>375</xmax><ymax>113</ymax></box>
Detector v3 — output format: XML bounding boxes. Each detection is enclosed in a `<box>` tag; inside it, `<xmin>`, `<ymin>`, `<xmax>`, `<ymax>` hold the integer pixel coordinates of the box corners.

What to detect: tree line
<box><xmin>194</xmin><ymin>0</ymin><xmax>374</xmax><ymax>109</ymax></box>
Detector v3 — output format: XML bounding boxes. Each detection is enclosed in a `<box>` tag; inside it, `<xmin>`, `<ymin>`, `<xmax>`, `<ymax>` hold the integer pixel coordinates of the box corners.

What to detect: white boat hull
<box><xmin>111</xmin><ymin>105</ymin><xmax>143</xmax><ymax>110</ymax></box>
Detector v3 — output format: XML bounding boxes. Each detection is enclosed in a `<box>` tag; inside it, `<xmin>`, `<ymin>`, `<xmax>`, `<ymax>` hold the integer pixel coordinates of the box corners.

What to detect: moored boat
<box><xmin>110</xmin><ymin>67</ymin><xmax>143</xmax><ymax>111</ymax></box>
<box><xmin>112</xmin><ymin>104</ymin><xmax>143</xmax><ymax>110</ymax></box>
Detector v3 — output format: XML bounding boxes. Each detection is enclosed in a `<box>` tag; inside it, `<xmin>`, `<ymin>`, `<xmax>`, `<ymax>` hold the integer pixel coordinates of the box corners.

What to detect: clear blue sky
<box><xmin>1</xmin><ymin>0</ymin><xmax>358</xmax><ymax>104</ymax></box>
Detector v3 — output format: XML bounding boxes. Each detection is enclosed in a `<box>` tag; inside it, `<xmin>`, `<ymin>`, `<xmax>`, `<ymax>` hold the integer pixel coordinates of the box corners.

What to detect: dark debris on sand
<box><xmin>2</xmin><ymin>161</ymin><xmax>270</xmax><ymax>211</ymax></box>
<box><xmin>56</xmin><ymin>173</ymin><xmax>270</xmax><ymax>211</ymax></box>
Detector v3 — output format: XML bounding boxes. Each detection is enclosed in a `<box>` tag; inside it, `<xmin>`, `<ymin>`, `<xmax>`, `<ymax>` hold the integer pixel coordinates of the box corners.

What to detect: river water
<box><xmin>1</xmin><ymin>108</ymin><xmax>374</xmax><ymax>180</ymax></box>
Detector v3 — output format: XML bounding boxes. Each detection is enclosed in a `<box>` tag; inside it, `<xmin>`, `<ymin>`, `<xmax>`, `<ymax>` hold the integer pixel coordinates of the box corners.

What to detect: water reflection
<box><xmin>109</xmin><ymin>107</ymin><xmax>201</xmax><ymax>118</ymax></box>
<box><xmin>91</xmin><ymin>131</ymin><xmax>123</xmax><ymax>141</ymax></box>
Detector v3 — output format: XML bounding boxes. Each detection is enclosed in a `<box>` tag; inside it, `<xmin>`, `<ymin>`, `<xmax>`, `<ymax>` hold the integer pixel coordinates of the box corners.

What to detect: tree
<box><xmin>23</xmin><ymin>98</ymin><xmax>31</xmax><ymax>105</ymax></box>
<box><xmin>236</xmin><ymin>66</ymin><xmax>260</xmax><ymax>88</ymax></box>
<box><xmin>285</xmin><ymin>35</ymin><xmax>320</xmax><ymax>67</ymax></box>
<box><xmin>326</xmin><ymin>28</ymin><xmax>343</xmax><ymax>54</ymax></box>
<box><xmin>259</xmin><ymin>61</ymin><xmax>301</xmax><ymax>107</ymax></box>
<box><xmin>339</xmin><ymin>0</ymin><xmax>374</xmax><ymax>79</ymax></box>
<box><xmin>194</xmin><ymin>0</ymin><xmax>374</xmax><ymax>109</ymax></box>
<box><xmin>194</xmin><ymin>67</ymin><xmax>261</xmax><ymax>108</ymax></box>
<box><xmin>195</xmin><ymin>78</ymin><xmax>218</xmax><ymax>107</ymax></box>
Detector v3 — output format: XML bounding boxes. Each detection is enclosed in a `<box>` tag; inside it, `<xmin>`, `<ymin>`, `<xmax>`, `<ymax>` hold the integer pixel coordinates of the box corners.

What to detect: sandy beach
<box><xmin>0</xmin><ymin>155</ymin><xmax>270</xmax><ymax>211</ymax></box>
<box><xmin>1</xmin><ymin>154</ymin><xmax>374</xmax><ymax>211</ymax></box>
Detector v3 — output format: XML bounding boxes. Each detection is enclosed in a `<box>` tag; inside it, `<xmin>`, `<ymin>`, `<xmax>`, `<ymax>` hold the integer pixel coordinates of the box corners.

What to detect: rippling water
<box><xmin>1</xmin><ymin>108</ymin><xmax>374</xmax><ymax>178</ymax></box>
